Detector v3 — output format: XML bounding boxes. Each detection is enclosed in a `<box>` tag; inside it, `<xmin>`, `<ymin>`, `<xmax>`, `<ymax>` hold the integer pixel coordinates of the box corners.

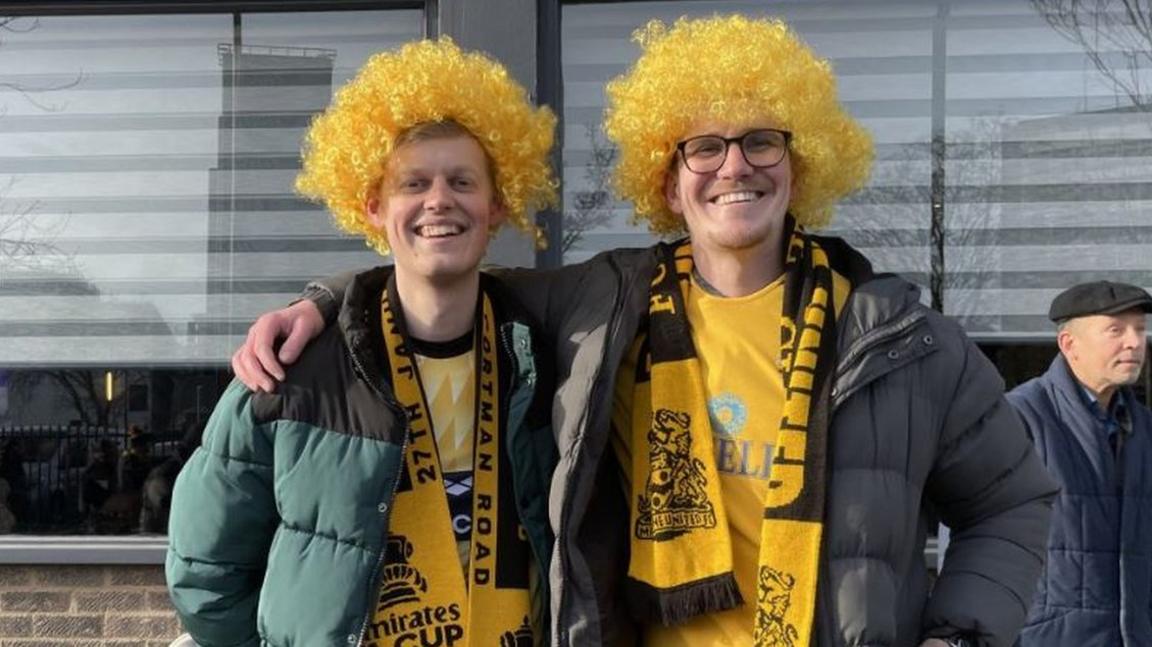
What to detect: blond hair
<box><xmin>296</xmin><ymin>38</ymin><xmax>557</xmax><ymax>254</ymax></box>
<box><xmin>603</xmin><ymin>15</ymin><xmax>874</xmax><ymax>234</ymax></box>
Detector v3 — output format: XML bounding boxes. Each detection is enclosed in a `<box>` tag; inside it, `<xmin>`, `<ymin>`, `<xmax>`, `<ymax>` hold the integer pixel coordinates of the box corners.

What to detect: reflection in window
<box><xmin>0</xmin><ymin>368</ymin><xmax>230</xmax><ymax>534</ymax></box>
<box><xmin>0</xmin><ymin>10</ymin><xmax>420</xmax><ymax>366</ymax></box>
<box><xmin>0</xmin><ymin>8</ymin><xmax>422</xmax><ymax>535</ymax></box>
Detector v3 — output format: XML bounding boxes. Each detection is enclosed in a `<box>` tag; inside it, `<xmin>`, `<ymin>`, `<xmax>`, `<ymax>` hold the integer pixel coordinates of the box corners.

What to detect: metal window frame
<box><xmin>535</xmin><ymin>0</ymin><xmax>564</xmax><ymax>267</ymax></box>
<box><xmin>0</xmin><ymin>1</ymin><xmax>424</xmax><ymax>15</ymax></box>
<box><xmin>433</xmin><ymin>0</ymin><xmax>559</xmax><ymax>267</ymax></box>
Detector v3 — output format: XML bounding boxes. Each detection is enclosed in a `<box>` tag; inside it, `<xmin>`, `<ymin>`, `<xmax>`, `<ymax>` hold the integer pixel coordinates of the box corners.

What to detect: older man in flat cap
<box><xmin>1008</xmin><ymin>280</ymin><xmax>1152</xmax><ymax>647</ymax></box>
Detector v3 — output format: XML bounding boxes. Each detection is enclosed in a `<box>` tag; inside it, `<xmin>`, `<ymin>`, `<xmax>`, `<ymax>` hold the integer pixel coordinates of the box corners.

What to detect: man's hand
<box><xmin>231</xmin><ymin>300</ymin><xmax>325</xmax><ymax>392</ymax></box>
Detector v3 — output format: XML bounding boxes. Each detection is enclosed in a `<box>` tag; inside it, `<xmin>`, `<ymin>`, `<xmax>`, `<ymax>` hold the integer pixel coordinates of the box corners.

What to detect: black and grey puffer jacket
<box><xmin>503</xmin><ymin>240</ymin><xmax>1056</xmax><ymax>647</ymax></box>
<box><xmin>306</xmin><ymin>239</ymin><xmax>1058</xmax><ymax>647</ymax></box>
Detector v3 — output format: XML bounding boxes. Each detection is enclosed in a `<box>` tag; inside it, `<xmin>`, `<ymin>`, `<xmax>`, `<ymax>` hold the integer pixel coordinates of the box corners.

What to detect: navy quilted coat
<box><xmin>1008</xmin><ymin>355</ymin><xmax>1152</xmax><ymax>647</ymax></box>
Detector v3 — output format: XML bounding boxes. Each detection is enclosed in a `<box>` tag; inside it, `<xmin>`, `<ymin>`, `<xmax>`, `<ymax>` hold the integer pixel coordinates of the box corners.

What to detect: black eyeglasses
<box><xmin>675</xmin><ymin>128</ymin><xmax>792</xmax><ymax>174</ymax></box>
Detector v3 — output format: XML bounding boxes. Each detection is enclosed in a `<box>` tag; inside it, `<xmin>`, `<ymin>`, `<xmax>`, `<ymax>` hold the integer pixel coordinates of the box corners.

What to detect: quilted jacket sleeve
<box><xmin>921</xmin><ymin>326</ymin><xmax>1059</xmax><ymax>647</ymax></box>
<box><xmin>300</xmin><ymin>270</ymin><xmax>356</xmax><ymax>327</ymax></box>
<box><xmin>165</xmin><ymin>380</ymin><xmax>278</xmax><ymax>647</ymax></box>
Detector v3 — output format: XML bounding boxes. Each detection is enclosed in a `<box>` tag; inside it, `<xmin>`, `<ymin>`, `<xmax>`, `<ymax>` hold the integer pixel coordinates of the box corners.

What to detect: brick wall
<box><xmin>0</xmin><ymin>565</ymin><xmax>181</xmax><ymax>646</ymax></box>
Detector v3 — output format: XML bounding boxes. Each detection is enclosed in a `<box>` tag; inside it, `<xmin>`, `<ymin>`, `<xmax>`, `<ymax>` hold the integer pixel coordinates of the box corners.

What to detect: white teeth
<box><xmin>713</xmin><ymin>191</ymin><xmax>761</xmax><ymax>205</ymax></box>
<box><xmin>416</xmin><ymin>224</ymin><xmax>463</xmax><ymax>238</ymax></box>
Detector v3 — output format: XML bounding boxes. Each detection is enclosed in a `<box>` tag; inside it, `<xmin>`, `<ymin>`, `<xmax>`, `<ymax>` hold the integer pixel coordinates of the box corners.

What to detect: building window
<box><xmin>0</xmin><ymin>7</ymin><xmax>422</xmax><ymax>536</ymax></box>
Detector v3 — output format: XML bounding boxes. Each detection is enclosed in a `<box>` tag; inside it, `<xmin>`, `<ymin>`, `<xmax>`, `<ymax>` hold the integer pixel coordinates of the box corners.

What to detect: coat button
<box><xmin>923</xmin><ymin>334</ymin><xmax>934</xmax><ymax>345</ymax></box>
<box><xmin>887</xmin><ymin>349</ymin><xmax>900</xmax><ymax>360</ymax></box>
<box><xmin>347</xmin><ymin>633</ymin><xmax>358</xmax><ymax>644</ymax></box>
<box><xmin>377</xmin><ymin>502</ymin><xmax>389</xmax><ymax>513</ymax></box>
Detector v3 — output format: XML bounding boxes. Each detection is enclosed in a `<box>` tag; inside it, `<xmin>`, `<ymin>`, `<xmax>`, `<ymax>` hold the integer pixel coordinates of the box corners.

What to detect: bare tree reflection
<box><xmin>562</xmin><ymin>126</ymin><xmax>617</xmax><ymax>256</ymax></box>
<box><xmin>1032</xmin><ymin>0</ymin><xmax>1152</xmax><ymax>109</ymax></box>
<box><xmin>0</xmin><ymin>17</ymin><xmax>81</xmax><ymax>114</ymax></box>
<box><xmin>0</xmin><ymin>16</ymin><xmax>82</xmax><ymax>282</ymax></box>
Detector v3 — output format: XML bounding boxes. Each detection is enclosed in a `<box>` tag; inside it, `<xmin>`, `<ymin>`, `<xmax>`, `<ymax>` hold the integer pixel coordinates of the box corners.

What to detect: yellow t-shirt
<box><xmin>413</xmin><ymin>350</ymin><xmax>477</xmax><ymax>570</ymax></box>
<box><xmin>612</xmin><ymin>270</ymin><xmax>850</xmax><ymax>646</ymax></box>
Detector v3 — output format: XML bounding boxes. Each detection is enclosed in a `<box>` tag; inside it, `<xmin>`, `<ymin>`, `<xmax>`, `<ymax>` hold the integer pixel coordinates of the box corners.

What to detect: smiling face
<box><xmin>1059</xmin><ymin>310</ymin><xmax>1148</xmax><ymax>402</ymax></box>
<box><xmin>664</xmin><ymin>121</ymin><xmax>793</xmax><ymax>256</ymax></box>
<box><xmin>366</xmin><ymin>132</ymin><xmax>504</xmax><ymax>288</ymax></box>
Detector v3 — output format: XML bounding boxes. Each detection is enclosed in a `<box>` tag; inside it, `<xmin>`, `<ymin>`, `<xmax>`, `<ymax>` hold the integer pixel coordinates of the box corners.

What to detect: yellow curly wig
<box><xmin>295</xmin><ymin>38</ymin><xmax>557</xmax><ymax>254</ymax></box>
<box><xmin>603</xmin><ymin>15</ymin><xmax>874</xmax><ymax>234</ymax></box>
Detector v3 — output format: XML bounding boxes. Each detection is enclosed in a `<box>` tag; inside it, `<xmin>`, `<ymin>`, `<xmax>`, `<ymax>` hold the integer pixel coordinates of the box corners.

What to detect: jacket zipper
<box><xmin>498</xmin><ymin>323</ymin><xmax>520</xmax><ymax>421</ymax></box>
<box><xmin>498</xmin><ymin>323</ymin><xmax>552</xmax><ymax>641</ymax></box>
<box><xmin>347</xmin><ymin>311</ymin><xmax>412</xmax><ymax>647</ymax></box>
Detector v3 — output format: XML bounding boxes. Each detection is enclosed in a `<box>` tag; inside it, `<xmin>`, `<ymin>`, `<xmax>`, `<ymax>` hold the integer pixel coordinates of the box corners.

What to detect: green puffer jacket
<box><xmin>165</xmin><ymin>267</ymin><xmax>557</xmax><ymax>647</ymax></box>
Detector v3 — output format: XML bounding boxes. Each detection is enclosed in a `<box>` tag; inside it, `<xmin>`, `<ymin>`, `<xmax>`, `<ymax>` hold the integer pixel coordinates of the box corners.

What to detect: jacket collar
<box><xmin>1043</xmin><ymin>353</ymin><xmax>1136</xmax><ymax>432</ymax></box>
<box><xmin>337</xmin><ymin>265</ymin><xmax>538</xmax><ymax>347</ymax></box>
<box><xmin>337</xmin><ymin>265</ymin><xmax>393</xmax><ymax>392</ymax></box>
<box><xmin>1040</xmin><ymin>353</ymin><xmax>1140</xmax><ymax>485</ymax></box>
<box><xmin>335</xmin><ymin>264</ymin><xmax>543</xmax><ymax>390</ymax></box>
<box><xmin>802</xmin><ymin>232</ymin><xmax>927</xmax><ymax>353</ymax></box>
<box><xmin>836</xmin><ymin>275</ymin><xmax>923</xmax><ymax>352</ymax></box>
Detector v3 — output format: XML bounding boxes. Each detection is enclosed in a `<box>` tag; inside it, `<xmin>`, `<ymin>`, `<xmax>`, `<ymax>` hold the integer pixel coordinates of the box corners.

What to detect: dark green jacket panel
<box><xmin>167</xmin><ymin>378</ymin><xmax>406</xmax><ymax>647</ymax></box>
<box><xmin>257</xmin><ymin>416</ymin><xmax>404</xmax><ymax>646</ymax></box>
<box><xmin>481</xmin><ymin>272</ymin><xmax>560</xmax><ymax>639</ymax></box>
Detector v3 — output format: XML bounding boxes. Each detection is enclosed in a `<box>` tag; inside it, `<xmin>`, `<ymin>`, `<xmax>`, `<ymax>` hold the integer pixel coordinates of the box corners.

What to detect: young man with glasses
<box><xmin>229</xmin><ymin>16</ymin><xmax>1056</xmax><ymax>647</ymax></box>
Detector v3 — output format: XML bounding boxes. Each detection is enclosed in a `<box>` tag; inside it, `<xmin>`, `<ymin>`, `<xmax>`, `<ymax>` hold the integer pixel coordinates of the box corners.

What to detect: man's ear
<box><xmin>365</xmin><ymin>192</ymin><xmax>386</xmax><ymax>230</ymax></box>
<box><xmin>488</xmin><ymin>199</ymin><xmax>507</xmax><ymax>230</ymax></box>
<box><xmin>664</xmin><ymin>170</ymin><xmax>683</xmax><ymax>215</ymax></box>
<box><xmin>1057</xmin><ymin>326</ymin><xmax>1076</xmax><ymax>358</ymax></box>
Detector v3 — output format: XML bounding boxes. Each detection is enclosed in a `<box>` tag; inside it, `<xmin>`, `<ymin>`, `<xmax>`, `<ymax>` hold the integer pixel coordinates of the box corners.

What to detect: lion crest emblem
<box><xmin>635</xmin><ymin>408</ymin><xmax>716</xmax><ymax>541</ymax></box>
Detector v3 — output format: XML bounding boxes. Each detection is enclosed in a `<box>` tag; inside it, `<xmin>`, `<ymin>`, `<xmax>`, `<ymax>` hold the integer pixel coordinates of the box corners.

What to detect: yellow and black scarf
<box><xmin>626</xmin><ymin>227</ymin><xmax>838</xmax><ymax>646</ymax></box>
<box><xmin>373</xmin><ymin>277</ymin><xmax>534</xmax><ymax>647</ymax></box>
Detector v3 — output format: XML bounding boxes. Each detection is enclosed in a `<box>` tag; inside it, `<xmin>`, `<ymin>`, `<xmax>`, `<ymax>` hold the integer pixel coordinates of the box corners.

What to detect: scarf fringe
<box><xmin>625</xmin><ymin>572</ymin><xmax>744</xmax><ymax>626</ymax></box>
